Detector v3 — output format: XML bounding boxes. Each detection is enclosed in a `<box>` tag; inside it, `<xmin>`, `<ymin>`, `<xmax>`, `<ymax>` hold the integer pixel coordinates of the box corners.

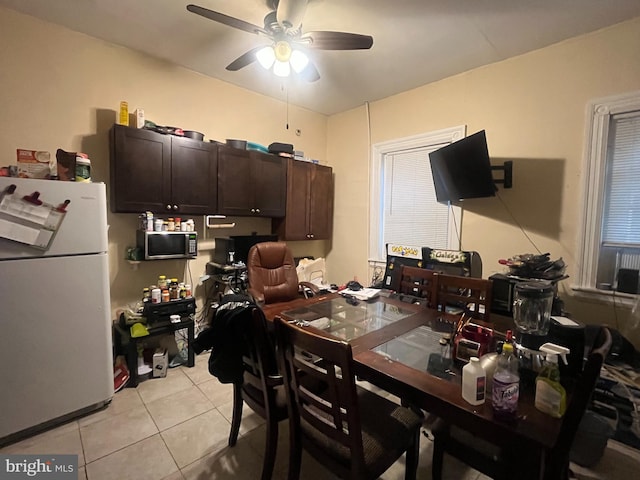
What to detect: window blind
<box><xmin>602</xmin><ymin>111</ymin><xmax>640</xmax><ymax>247</ymax></box>
<box><xmin>382</xmin><ymin>147</ymin><xmax>450</xmax><ymax>248</ymax></box>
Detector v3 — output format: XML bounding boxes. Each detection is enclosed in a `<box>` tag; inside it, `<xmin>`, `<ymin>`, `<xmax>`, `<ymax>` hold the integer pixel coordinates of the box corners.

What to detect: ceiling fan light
<box><xmin>274</xmin><ymin>40</ymin><xmax>292</xmax><ymax>62</ymax></box>
<box><xmin>256</xmin><ymin>46</ymin><xmax>276</xmax><ymax>69</ymax></box>
<box><xmin>290</xmin><ymin>50</ymin><xmax>309</xmax><ymax>73</ymax></box>
<box><xmin>273</xmin><ymin>60</ymin><xmax>291</xmax><ymax>77</ymax></box>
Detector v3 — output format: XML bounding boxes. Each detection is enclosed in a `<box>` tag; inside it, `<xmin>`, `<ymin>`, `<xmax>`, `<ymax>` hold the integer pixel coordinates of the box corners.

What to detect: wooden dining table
<box><xmin>262</xmin><ymin>292</ymin><xmax>565</xmax><ymax>478</ymax></box>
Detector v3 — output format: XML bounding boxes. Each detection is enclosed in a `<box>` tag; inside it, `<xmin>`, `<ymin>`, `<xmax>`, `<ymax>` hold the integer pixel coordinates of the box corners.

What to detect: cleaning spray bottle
<box><xmin>535</xmin><ymin>343</ymin><xmax>570</xmax><ymax>418</ymax></box>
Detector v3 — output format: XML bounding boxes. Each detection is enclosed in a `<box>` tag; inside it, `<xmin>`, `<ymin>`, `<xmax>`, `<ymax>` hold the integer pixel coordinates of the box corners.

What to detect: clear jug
<box><xmin>513</xmin><ymin>281</ymin><xmax>554</xmax><ymax>336</ymax></box>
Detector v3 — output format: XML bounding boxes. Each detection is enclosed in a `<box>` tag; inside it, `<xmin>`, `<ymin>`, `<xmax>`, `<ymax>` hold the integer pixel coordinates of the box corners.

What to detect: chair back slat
<box><xmin>435</xmin><ymin>274</ymin><xmax>492</xmax><ymax>321</ymax></box>
<box><xmin>395</xmin><ymin>266</ymin><xmax>439</xmax><ymax>307</ymax></box>
<box><xmin>547</xmin><ymin>327</ymin><xmax>612</xmax><ymax>476</ymax></box>
<box><xmin>276</xmin><ymin>318</ymin><xmax>366</xmax><ymax>467</ymax></box>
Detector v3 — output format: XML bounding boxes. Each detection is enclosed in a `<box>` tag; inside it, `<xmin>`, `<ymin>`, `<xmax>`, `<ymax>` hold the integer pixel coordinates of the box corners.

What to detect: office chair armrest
<box><xmin>299</xmin><ymin>281</ymin><xmax>320</xmax><ymax>298</ymax></box>
<box><xmin>247</xmin><ymin>287</ymin><xmax>265</xmax><ymax>305</ymax></box>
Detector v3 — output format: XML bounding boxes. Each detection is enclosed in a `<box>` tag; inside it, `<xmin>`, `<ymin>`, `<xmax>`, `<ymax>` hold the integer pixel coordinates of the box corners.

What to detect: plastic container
<box><xmin>75</xmin><ymin>154</ymin><xmax>91</xmax><ymax>183</ymax></box>
<box><xmin>151</xmin><ymin>288</ymin><xmax>161</xmax><ymax>304</ymax></box>
<box><xmin>119</xmin><ymin>101</ymin><xmax>129</xmax><ymax>126</ymax></box>
<box><xmin>491</xmin><ymin>343</ymin><xmax>520</xmax><ymax>420</ymax></box>
<box><xmin>462</xmin><ymin>356</ymin><xmax>486</xmax><ymax>405</ymax></box>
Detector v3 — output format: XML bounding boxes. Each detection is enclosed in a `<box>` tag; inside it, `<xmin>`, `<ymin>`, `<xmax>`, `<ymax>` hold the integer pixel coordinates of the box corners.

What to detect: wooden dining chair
<box><xmin>434</xmin><ymin>273</ymin><xmax>493</xmax><ymax>321</ymax></box>
<box><xmin>274</xmin><ymin>316</ymin><xmax>423</xmax><ymax>480</ymax></box>
<box><xmin>430</xmin><ymin>326</ymin><xmax>613</xmax><ymax>480</ymax></box>
<box><xmin>393</xmin><ymin>265</ymin><xmax>439</xmax><ymax>307</ymax></box>
<box><xmin>229</xmin><ymin>307</ymin><xmax>288</xmax><ymax>480</ymax></box>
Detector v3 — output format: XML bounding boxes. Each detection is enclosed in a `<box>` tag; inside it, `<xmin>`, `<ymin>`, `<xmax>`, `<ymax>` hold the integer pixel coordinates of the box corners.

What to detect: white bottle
<box><xmin>462</xmin><ymin>356</ymin><xmax>486</xmax><ymax>405</ymax></box>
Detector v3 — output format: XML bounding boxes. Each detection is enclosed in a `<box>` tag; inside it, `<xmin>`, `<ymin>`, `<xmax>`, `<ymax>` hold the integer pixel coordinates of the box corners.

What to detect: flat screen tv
<box><xmin>429</xmin><ymin>130</ymin><xmax>496</xmax><ymax>203</ymax></box>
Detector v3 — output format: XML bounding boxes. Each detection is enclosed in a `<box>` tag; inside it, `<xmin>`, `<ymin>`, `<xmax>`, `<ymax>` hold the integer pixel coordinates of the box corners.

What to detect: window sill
<box><xmin>570</xmin><ymin>285</ymin><xmax>637</xmax><ymax>308</ymax></box>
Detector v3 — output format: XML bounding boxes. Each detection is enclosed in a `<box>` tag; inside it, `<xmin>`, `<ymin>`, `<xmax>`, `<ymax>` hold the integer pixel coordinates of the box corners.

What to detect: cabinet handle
<box><xmin>166</xmin><ymin>204</ymin><xmax>172</xmax><ymax>210</ymax></box>
<box><xmin>255</xmin><ymin>208</ymin><xmax>260</xmax><ymax>214</ymax></box>
<box><xmin>173</xmin><ymin>205</ymin><xmax>178</xmax><ymax>210</ymax></box>
<box><xmin>310</xmin><ymin>233</ymin><xmax>314</xmax><ymax>239</ymax></box>
<box><xmin>251</xmin><ymin>208</ymin><xmax>256</xmax><ymax>213</ymax></box>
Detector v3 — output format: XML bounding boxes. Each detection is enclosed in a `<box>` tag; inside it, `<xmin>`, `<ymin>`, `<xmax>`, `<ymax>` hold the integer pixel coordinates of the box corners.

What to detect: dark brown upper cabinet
<box><xmin>217</xmin><ymin>145</ymin><xmax>286</xmax><ymax>217</ymax></box>
<box><xmin>110</xmin><ymin>125</ymin><xmax>218</xmax><ymax>215</ymax></box>
<box><xmin>273</xmin><ymin>159</ymin><xmax>334</xmax><ymax>241</ymax></box>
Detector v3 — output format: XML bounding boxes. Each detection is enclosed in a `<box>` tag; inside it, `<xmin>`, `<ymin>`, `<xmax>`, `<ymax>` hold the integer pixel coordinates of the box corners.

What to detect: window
<box><xmin>576</xmin><ymin>91</ymin><xmax>640</xmax><ymax>299</ymax></box>
<box><xmin>369</xmin><ymin>126</ymin><xmax>464</xmax><ymax>262</ymax></box>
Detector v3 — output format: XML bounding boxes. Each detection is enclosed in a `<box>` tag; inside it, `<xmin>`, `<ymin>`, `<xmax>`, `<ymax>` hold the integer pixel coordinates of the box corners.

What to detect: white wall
<box><xmin>326</xmin><ymin>17</ymin><xmax>640</xmax><ymax>326</ymax></box>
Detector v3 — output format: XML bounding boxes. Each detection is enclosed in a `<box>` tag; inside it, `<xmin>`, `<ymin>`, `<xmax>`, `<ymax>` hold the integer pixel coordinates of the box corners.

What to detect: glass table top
<box><xmin>373</xmin><ymin>323</ymin><xmax>461</xmax><ymax>383</ymax></box>
<box><xmin>280</xmin><ymin>297</ymin><xmax>415</xmax><ymax>341</ymax></box>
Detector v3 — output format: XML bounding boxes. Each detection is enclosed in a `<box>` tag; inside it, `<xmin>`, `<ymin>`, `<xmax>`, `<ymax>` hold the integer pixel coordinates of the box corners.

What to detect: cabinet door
<box><xmin>110</xmin><ymin>125</ymin><xmax>171</xmax><ymax>213</ymax></box>
<box><xmin>171</xmin><ymin>137</ymin><xmax>218</xmax><ymax>215</ymax></box>
<box><xmin>308</xmin><ymin>164</ymin><xmax>334</xmax><ymax>240</ymax></box>
<box><xmin>252</xmin><ymin>151</ymin><xmax>286</xmax><ymax>217</ymax></box>
<box><xmin>273</xmin><ymin>161</ymin><xmax>334</xmax><ymax>240</ymax></box>
<box><xmin>273</xmin><ymin>160</ymin><xmax>312</xmax><ymax>240</ymax></box>
<box><xmin>217</xmin><ymin>145</ymin><xmax>255</xmax><ymax>215</ymax></box>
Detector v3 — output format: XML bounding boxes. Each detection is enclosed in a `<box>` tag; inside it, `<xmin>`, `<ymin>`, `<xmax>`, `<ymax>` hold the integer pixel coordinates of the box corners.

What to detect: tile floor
<box><xmin>2</xmin><ymin>355</ymin><xmax>639</xmax><ymax>480</ymax></box>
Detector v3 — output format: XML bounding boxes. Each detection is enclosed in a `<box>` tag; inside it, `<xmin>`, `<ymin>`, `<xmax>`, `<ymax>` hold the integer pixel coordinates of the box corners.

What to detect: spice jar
<box><xmin>169</xmin><ymin>278</ymin><xmax>179</xmax><ymax>300</ymax></box>
<box><xmin>167</xmin><ymin>218</ymin><xmax>175</xmax><ymax>231</ymax></box>
<box><xmin>161</xmin><ymin>289</ymin><xmax>170</xmax><ymax>302</ymax></box>
<box><xmin>158</xmin><ymin>275</ymin><xmax>168</xmax><ymax>289</ymax></box>
<box><xmin>151</xmin><ymin>288</ymin><xmax>161</xmax><ymax>304</ymax></box>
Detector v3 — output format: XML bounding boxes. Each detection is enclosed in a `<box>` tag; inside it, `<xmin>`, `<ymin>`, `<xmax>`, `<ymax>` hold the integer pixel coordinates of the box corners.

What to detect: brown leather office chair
<box><xmin>434</xmin><ymin>274</ymin><xmax>493</xmax><ymax>321</ymax></box>
<box><xmin>430</xmin><ymin>326</ymin><xmax>613</xmax><ymax>480</ymax></box>
<box><xmin>393</xmin><ymin>266</ymin><xmax>439</xmax><ymax>307</ymax></box>
<box><xmin>229</xmin><ymin>307</ymin><xmax>288</xmax><ymax>480</ymax></box>
<box><xmin>274</xmin><ymin>317</ymin><xmax>422</xmax><ymax>480</ymax></box>
<box><xmin>246</xmin><ymin>241</ymin><xmax>318</xmax><ymax>305</ymax></box>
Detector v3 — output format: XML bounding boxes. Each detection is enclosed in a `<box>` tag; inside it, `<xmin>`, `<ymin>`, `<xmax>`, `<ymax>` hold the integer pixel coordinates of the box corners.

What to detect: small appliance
<box><xmin>137</xmin><ymin>230</ymin><xmax>197</xmax><ymax>260</ymax></box>
<box><xmin>512</xmin><ymin>281</ymin><xmax>585</xmax><ymax>386</ymax></box>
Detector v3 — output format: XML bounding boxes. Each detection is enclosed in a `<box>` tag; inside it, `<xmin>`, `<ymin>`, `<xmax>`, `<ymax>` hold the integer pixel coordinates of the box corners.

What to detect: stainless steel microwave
<box><xmin>136</xmin><ymin>231</ymin><xmax>197</xmax><ymax>260</ymax></box>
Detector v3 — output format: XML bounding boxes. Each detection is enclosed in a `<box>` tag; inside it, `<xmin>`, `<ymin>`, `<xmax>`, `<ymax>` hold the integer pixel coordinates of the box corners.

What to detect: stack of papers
<box><xmin>340</xmin><ymin>288</ymin><xmax>381</xmax><ymax>301</ymax></box>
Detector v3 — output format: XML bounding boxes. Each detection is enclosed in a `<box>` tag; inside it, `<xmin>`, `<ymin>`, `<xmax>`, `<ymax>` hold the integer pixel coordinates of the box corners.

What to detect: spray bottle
<box><xmin>535</xmin><ymin>343</ymin><xmax>570</xmax><ymax>418</ymax></box>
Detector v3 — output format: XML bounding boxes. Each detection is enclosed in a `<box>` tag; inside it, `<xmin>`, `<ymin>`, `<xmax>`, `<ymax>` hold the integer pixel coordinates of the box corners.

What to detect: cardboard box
<box><xmin>152</xmin><ymin>348</ymin><xmax>168</xmax><ymax>378</ymax></box>
<box><xmin>16</xmin><ymin>149</ymin><xmax>51</xmax><ymax>179</ymax></box>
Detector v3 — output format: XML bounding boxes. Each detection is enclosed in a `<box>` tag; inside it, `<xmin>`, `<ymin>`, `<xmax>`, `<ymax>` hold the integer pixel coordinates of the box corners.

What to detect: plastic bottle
<box><xmin>535</xmin><ymin>343</ymin><xmax>570</xmax><ymax>418</ymax></box>
<box><xmin>158</xmin><ymin>275</ymin><xmax>168</xmax><ymax>289</ymax></box>
<box><xmin>491</xmin><ymin>342</ymin><xmax>520</xmax><ymax>421</ymax></box>
<box><xmin>169</xmin><ymin>278</ymin><xmax>179</xmax><ymax>299</ymax></box>
<box><xmin>462</xmin><ymin>356</ymin><xmax>486</xmax><ymax>405</ymax></box>
<box><xmin>118</xmin><ymin>101</ymin><xmax>129</xmax><ymax>126</ymax></box>
<box><xmin>151</xmin><ymin>288</ymin><xmax>161</xmax><ymax>304</ymax></box>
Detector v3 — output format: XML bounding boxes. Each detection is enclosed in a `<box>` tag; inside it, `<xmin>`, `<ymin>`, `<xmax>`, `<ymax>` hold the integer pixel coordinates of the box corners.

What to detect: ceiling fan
<box><xmin>186</xmin><ymin>0</ymin><xmax>373</xmax><ymax>82</ymax></box>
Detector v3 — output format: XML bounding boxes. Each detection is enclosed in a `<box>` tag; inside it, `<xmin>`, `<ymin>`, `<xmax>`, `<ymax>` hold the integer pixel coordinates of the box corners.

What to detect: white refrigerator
<box><xmin>0</xmin><ymin>177</ymin><xmax>113</xmax><ymax>444</ymax></box>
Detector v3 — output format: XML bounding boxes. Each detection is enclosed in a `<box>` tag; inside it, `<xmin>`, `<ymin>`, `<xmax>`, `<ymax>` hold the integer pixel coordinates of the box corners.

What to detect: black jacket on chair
<box><xmin>193</xmin><ymin>294</ymin><xmax>257</xmax><ymax>384</ymax></box>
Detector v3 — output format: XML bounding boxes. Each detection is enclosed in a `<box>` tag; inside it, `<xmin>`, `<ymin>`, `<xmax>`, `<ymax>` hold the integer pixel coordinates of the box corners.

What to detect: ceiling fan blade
<box><xmin>187</xmin><ymin>4</ymin><xmax>267</xmax><ymax>35</ymax></box>
<box><xmin>226</xmin><ymin>46</ymin><xmax>263</xmax><ymax>71</ymax></box>
<box><xmin>299</xmin><ymin>61</ymin><xmax>320</xmax><ymax>82</ymax></box>
<box><xmin>302</xmin><ymin>31</ymin><xmax>373</xmax><ymax>50</ymax></box>
<box><xmin>276</xmin><ymin>0</ymin><xmax>309</xmax><ymax>31</ymax></box>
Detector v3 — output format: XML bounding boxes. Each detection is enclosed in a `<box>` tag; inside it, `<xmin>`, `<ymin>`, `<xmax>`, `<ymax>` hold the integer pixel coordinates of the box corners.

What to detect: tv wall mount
<box><xmin>491</xmin><ymin>160</ymin><xmax>513</xmax><ymax>189</ymax></box>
